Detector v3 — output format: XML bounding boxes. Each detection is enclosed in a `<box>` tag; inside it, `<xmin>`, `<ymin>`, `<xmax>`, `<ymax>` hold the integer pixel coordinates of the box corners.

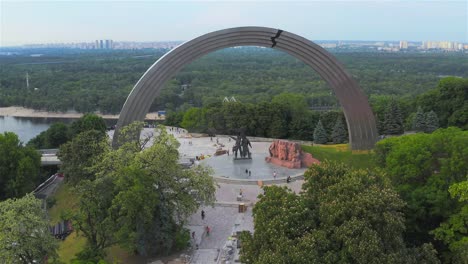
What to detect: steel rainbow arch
<box><xmin>113</xmin><ymin>27</ymin><xmax>378</xmax><ymax>150</ymax></box>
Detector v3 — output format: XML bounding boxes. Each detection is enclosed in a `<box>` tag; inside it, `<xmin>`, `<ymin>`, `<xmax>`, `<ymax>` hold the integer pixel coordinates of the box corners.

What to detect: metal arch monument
<box><xmin>113</xmin><ymin>26</ymin><xmax>378</xmax><ymax>150</ymax></box>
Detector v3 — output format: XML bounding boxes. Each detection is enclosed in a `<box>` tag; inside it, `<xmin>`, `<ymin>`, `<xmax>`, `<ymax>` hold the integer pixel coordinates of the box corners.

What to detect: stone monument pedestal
<box><xmin>265</xmin><ymin>140</ymin><xmax>320</xmax><ymax>169</ymax></box>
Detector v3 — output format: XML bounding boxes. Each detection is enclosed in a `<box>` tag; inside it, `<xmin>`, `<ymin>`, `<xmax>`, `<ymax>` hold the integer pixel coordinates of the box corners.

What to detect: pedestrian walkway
<box><xmin>130</xmin><ymin>127</ymin><xmax>307</xmax><ymax>263</ymax></box>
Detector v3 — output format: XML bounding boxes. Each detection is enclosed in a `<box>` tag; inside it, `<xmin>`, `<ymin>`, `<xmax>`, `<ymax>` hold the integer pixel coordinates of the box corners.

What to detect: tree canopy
<box><xmin>240</xmin><ymin>161</ymin><xmax>439</xmax><ymax>264</ymax></box>
<box><xmin>58</xmin><ymin>129</ymin><xmax>109</xmax><ymax>185</ymax></box>
<box><xmin>63</xmin><ymin>123</ymin><xmax>216</xmax><ymax>259</ymax></box>
<box><xmin>0</xmin><ymin>132</ymin><xmax>41</xmax><ymax>200</ymax></box>
<box><xmin>374</xmin><ymin>127</ymin><xmax>468</xmax><ymax>262</ymax></box>
<box><xmin>1</xmin><ymin>48</ymin><xmax>466</xmax><ymax>115</ymax></box>
<box><xmin>0</xmin><ymin>193</ymin><xmax>58</xmax><ymax>263</ymax></box>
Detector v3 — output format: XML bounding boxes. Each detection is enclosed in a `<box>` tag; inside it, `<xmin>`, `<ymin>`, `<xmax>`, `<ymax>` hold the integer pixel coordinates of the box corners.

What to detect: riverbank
<box><xmin>0</xmin><ymin>106</ymin><xmax>164</xmax><ymax>121</ymax></box>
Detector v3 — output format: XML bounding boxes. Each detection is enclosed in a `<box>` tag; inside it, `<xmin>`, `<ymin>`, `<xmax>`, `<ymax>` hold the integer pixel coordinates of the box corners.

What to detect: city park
<box><xmin>107</xmin><ymin>27</ymin><xmax>376</xmax><ymax>262</ymax></box>
<box><xmin>1</xmin><ymin>27</ymin><xmax>465</xmax><ymax>264</ymax></box>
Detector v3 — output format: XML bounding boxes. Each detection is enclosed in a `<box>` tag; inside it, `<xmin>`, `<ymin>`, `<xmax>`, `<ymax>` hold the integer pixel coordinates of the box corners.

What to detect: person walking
<box><xmin>201</xmin><ymin>210</ymin><xmax>205</xmax><ymax>220</ymax></box>
<box><xmin>248</xmin><ymin>170</ymin><xmax>251</xmax><ymax>177</ymax></box>
<box><xmin>192</xmin><ymin>231</ymin><xmax>195</xmax><ymax>239</ymax></box>
<box><xmin>206</xmin><ymin>226</ymin><xmax>211</xmax><ymax>236</ymax></box>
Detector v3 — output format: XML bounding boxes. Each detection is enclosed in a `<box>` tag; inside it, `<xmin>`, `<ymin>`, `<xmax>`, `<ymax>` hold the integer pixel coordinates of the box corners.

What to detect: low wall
<box><xmin>213</xmin><ymin>173</ymin><xmax>304</xmax><ymax>185</ymax></box>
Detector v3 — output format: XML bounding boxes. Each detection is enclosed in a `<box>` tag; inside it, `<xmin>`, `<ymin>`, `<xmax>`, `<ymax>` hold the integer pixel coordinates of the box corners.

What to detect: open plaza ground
<box><xmin>144</xmin><ymin>127</ymin><xmax>305</xmax><ymax>264</ymax></box>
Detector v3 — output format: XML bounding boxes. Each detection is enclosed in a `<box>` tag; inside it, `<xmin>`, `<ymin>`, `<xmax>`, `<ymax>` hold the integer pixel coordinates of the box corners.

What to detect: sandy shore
<box><xmin>0</xmin><ymin>106</ymin><xmax>164</xmax><ymax>121</ymax></box>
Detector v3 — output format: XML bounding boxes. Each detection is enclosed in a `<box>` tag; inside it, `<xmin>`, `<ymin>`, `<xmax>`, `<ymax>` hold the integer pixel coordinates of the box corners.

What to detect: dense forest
<box><xmin>1</xmin><ymin>47</ymin><xmax>467</xmax><ymax>114</ymax></box>
<box><xmin>167</xmin><ymin>77</ymin><xmax>467</xmax><ymax>140</ymax></box>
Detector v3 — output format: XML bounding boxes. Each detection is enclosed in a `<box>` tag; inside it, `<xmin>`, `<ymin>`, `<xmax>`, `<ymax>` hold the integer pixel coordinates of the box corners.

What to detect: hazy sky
<box><xmin>1</xmin><ymin>0</ymin><xmax>467</xmax><ymax>46</ymax></box>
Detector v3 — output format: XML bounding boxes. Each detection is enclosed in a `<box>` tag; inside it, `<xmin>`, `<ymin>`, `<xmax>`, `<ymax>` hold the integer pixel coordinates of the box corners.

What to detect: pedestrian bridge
<box><xmin>38</xmin><ymin>149</ymin><xmax>61</xmax><ymax>166</ymax></box>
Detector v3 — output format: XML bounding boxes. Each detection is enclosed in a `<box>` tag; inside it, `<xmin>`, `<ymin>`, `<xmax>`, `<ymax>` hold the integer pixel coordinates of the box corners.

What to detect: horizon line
<box><xmin>2</xmin><ymin>39</ymin><xmax>467</xmax><ymax>49</ymax></box>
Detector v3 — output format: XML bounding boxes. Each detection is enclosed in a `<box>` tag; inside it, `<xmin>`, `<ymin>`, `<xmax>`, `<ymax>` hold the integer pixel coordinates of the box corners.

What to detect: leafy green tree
<box><xmin>72</xmin><ymin>177</ymin><xmax>116</xmax><ymax>259</ymax></box>
<box><xmin>221</xmin><ymin>102</ymin><xmax>254</xmax><ymax>135</ymax></box>
<box><xmin>27</xmin><ymin>122</ymin><xmax>70</xmax><ymax>149</ymax></box>
<box><xmin>271</xmin><ymin>93</ymin><xmax>308</xmax><ymax>112</ymax></box>
<box><xmin>45</xmin><ymin>122</ymin><xmax>70</xmax><ymax>148</ymax></box>
<box><xmin>58</xmin><ymin>130</ymin><xmax>109</xmax><ymax>185</ymax></box>
<box><xmin>27</xmin><ymin>131</ymin><xmax>47</xmax><ymax>149</ymax></box>
<box><xmin>374</xmin><ymin>128</ymin><xmax>468</xmax><ymax>262</ymax></box>
<box><xmin>287</xmin><ymin>111</ymin><xmax>317</xmax><ymax>140</ymax></box>
<box><xmin>70</xmin><ymin>114</ymin><xmax>107</xmax><ymax>137</ymax></box>
<box><xmin>104</xmin><ymin>125</ymin><xmax>216</xmax><ymax>255</ymax></box>
<box><xmin>71</xmin><ymin>123</ymin><xmax>216</xmax><ymax>257</ymax></box>
<box><xmin>431</xmin><ymin>180</ymin><xmax>468</xmax><ymax>264</ymax></box>
<box><xmin>266</xmin><ymin>103</ymin><xmax>288</xmax><ymax>139</ymax></box>
<box><xmin>251</xmin><ymin>102</ymin><xmax>274</xmax><ymax>137</ymax></box>
<box><xmin>313</xmin><ymin>120</ymin><xmax>328</xmax><ymax>144</ymax></box>
<box><xmin>180</xmin><ymin>107</ymin><xmax>207</xmax><ymax>132</ymax></box>
<box><xmin>164</xmin><ymin>111</ymin><xmax>184</xmax><ymax>127</ymax></box>
<box><xmin>418</xmin><ymin>77</ymin><xmax>468</xmax><ymax>129</ymax></box>
<box><xmin>424</xmin><ymin>110</ymin><xmax>439</xmax><ymax>133</ymax></box>
<box><xmin>0</xmin><ymin>132</ymin><xmax>41</xmax><ymax>200</ymax></box>
<box><xmin>331</xmin><ymin>116</ymin><xmax>347</xmax><ymax>143</ymax></box>
<box><xmin>240</xmin><ymin>161</ymin><xmax>439</xmax><ymax>264</ymax></box>
<box><xmin>383</xmin><ymin>99</ymin><xmax>404</xmax><ymax>135</ymax></box>
<box><xmin>0</xmin><ymin>194</ymin><xmax>59</xmax><ymax>263</ymax></box>
<box><xmin>319</xmin><ymin>111</ymin><xmax>344</xmax><ymax>136</ymax></box>
<box><xmin>412</xmin><ymin>107</ymin><xmax>426</xmax><ymax>132</ymax></box>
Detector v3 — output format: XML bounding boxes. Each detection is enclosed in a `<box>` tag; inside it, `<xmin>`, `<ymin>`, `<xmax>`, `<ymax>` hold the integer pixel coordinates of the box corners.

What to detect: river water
<box><xmin>0</xmin><ymin>116</ymin><xmax>118</xmax><ymax>144</ymax></box>
<box><xmin>0</xmin><ymin>116</ymin><xmax>72</xmax><ymax>144</ymax></box>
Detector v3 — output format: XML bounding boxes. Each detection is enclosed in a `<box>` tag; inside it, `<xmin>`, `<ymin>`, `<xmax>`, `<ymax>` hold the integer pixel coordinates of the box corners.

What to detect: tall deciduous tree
<box><xmin>58</xmin><ymin>130</ymin><xmax>109</xmax><ymax>185</ymax></box>
<box><xmin>313</xmin><ymin>120</ymin><xmax>328</xmax><ymax>144</ymax></box>
<box><xmin>45</xmin><ymin>122</ymin><xmax>70</xmax><ymax>148</ymax></box>
<box><xmin>418</xmin><ymin>77</ymin><xmax>468</xmax><ymax>129</ymax></box>
<box><xmin>71</xmin><ymin>123</ymin><xmax>216</xmax><ymax>257</ymax></box>
<box><xmin>240</xmin><ymin>161</ymin><xmax>439</xmax><ymax>264</ymax></box>
<box><xmin>0</xmin><ymin>194</ymin><xmax>58</xmax><ymax>263</ymax></box>
<box><xmin>70</xmin><ymin>113</ymin><xmax>107</xmax><ymax>137</ymax></box>
<box><xmin>432</xmin><ymin>180</ymin><xmax>468</xmax><ymax>264</ymax></box>
<box><xmin>72</xmin><ymin>177</ymin><xmax>116</xmax><ymax>260</ymax></box>
<box><xmin>27</xmin><ymin>122</ymin><xmax>70</xmax><ymax>149</ymax></box>
<box><xmin>112</xmin><ymin>125</ymin><xmax>215</xmax><ymax>255</ymax></box>
<box><xmin>374</xmin><ymin>128</ymin><xmax>467</xmax><ymax>262</ymax></box>
<box><xmin>0</xmin><ymin>132</ymin><xmax>41</xmax><ymax>200</ymax></box>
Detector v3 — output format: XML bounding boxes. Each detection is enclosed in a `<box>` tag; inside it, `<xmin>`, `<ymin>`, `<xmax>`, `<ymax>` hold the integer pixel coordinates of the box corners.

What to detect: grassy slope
<box><xmin>49</xmin><ymin>183</ymin><xmax>143</xmax><ymax>263</ymax></box>
<box><xmin>48</xmin><ymin>183</ymin><xmax>86</xmax><ymax>263</ymax></box>
<box><xmin>302</xmin><ymin>144</ymin><xmax>375</xmax><ymax>170</ymax></box>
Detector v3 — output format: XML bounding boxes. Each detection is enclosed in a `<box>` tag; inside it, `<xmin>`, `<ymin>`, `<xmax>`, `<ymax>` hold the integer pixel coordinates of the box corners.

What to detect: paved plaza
<box><xmin>124</xmin><ymin>127</ymin><xmax>306</xmax><ymax>264</ymax></box>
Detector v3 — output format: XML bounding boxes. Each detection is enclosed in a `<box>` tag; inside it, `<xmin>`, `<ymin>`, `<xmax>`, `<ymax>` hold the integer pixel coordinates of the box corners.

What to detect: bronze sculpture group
<box><xmin>230</xmin><ymin>133</ymin><xmax>252</xmax><ymax>159</ymax></box>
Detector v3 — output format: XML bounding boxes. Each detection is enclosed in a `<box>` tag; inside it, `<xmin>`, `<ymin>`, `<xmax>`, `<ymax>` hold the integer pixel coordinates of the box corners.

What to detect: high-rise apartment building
<box><xmin>399</xmin><ymin>41</ymin><xmax>408</xmax><ymax>49</ymax></box>
<box><xmin>105</xmin><ymin>40</ymin><xmax>113</xmax><ymax>49</ymax></box>
<box><xmin>94</xmin><ymin>39</ymin><xmax>113</xmax><ymax>49</ymax></box>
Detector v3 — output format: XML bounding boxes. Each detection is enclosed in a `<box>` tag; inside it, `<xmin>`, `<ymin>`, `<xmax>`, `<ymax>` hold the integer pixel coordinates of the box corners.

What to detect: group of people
<box><xmin>169</xmin><ymin>127</ymin><xmax>184</xmax><ymax>133</ymax></box>
<box><xmin>191</xmin><ymin>209</ymin><xmax>211</xmax><ymax>249</ymax></box>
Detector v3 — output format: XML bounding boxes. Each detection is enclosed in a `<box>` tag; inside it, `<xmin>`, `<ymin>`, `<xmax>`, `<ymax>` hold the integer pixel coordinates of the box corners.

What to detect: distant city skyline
<box><xmin>1</xmin><ymin>1</ymin><xmax>467</xmax><ymax>47</ymax></box>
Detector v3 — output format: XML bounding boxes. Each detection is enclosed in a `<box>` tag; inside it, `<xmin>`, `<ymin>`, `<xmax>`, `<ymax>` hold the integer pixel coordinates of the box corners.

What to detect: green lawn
<box><xmin>48</xmin><ymin>183</ymin><xmax>141</xmax><ymax>263</ymax></box>
<box><xmin>48</xmin><ymin>183</ymin><xmax>85</xmax><ymax>263</ymax></box>
<box><xmin>48</xmin><ymin>183</ymin><xmax>78</xmax><ymax>225</ymax></box>
<box><xmin>302</xmin><ymin>144</ymin><xmax>375</xmax><ymax>170</ymax></box>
